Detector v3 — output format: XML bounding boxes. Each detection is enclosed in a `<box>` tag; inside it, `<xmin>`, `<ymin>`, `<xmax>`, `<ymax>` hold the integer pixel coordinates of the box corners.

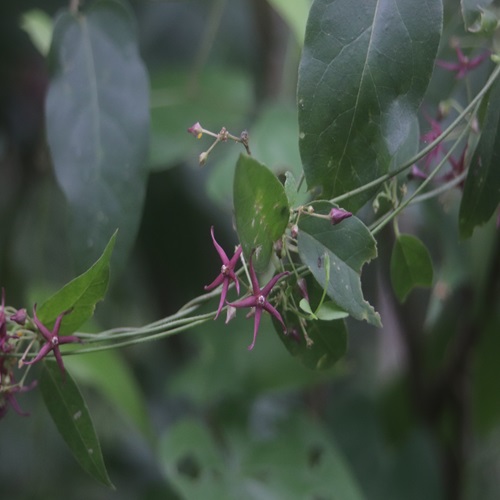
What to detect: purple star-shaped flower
<box><xmin>23</xmin><ymin>305</ymin><xmax>81</xmax><ymax>377</ymax></box>
<box><xmin>0</xmin><ymin>375</ymin><xmax>37</xmax><ymax>419</ymax></box>
<box><xmin>437</xmin><ymin>45</ymin><xmax>489</xmax><ymax>79</ymax></box>
<box><xmin>228</xmin><ymin>255</ymin><xmax>289</xmax><ymax>350</ymax></box>
<box><xmin>204</xmin><ymin>226</ymin><xmax>243</xmax><ymax>319</ymax></box>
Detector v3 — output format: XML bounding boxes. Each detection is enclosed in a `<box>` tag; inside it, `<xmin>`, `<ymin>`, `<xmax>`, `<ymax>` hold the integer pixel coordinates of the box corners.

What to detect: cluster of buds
<box><xmin>0</xmin><ymin>288</ymin><xmax>80</xmax><ymax>419</ymax></box>
<box><xmin>187</xmin><ymin>122</ymin><xmax>251</xmax><ymax>166</ymax></box>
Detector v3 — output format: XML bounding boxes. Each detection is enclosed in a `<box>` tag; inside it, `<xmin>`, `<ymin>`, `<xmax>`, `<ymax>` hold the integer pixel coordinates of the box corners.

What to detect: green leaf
<box><xmin>267</xmin><ymin>0</ymin><xmax>310</xmax><ymax>45</ymax></box>
<box><xmin>390</xmin><ymin>234</ymin><xmax>433</xmax><ymax>303</ymax></box>
<box><xmin>65</xmin><ymin>351</ymin><xmax>153</xmax><ymax>442</ymax></box>
<box><xmin>275</xmin><ymin>308</ymin><xmax>348</xmax><ymax>370</ymax></box>
<box><xmin>315</xmin><ymin>301</ymin><xmax>349</xmax><ymax>321</ymax></box>
<box><xmin>45</xmin><ymin>0</ymin><xmax>149</xmax><ymax>272</ymax></box>
<box><xmin>459</xmin><ymin>78</ymin><xmax>500</xmax><ymax>239</ymax></box>
<box><xmin>40</xmin><ymin>361</ymin><xmax>114</xmax><ymax>489</ymax></box>
<box><xmin>20</xmin><ymin>9</ymin><xmax>53</xmax><ymax>56</ymax></box>
<box><xmin>461</xmin><ymin>0</ymin><xmax>495</xmax><ymax>31</ymax></box>
<box><xmin>208</xmin><ymin>104</ymin><xmax>305</xmax><ymax>208</ymax></box>
<box><xmin>297</xmin><ymin>0</ymin><xmax>442</xmax><ymax>210</ymax></box>
<box><xmin>298</xmin><ymin>203</ymin><xmax>381</xmax><ymax>326</ymax></box>
<box><xmin>36</xmin><ymin>231</ymin><xmax>116</xmax><ymax>335</ymax></box>
<box><xmin>233</xmin><ymin>154</ymin><xmax>290</xmax><ymax>271</ymax></box>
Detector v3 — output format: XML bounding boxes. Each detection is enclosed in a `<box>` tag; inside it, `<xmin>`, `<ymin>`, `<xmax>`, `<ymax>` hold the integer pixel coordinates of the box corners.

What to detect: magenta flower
<box><xmin>23</xmin><ymin>305</ymin><xmax>81</xmax><ymax>377</ymax></box>
<box><xmin>437</xmin><ymin>45</ymin><xmax>489</xmax><ymax>79</ymax></box>
<box><xmin>228</xmin><ymin>255</ymin><xmax>289</xmax><ymax>350</ymax></box>
<box><xmin>204</xmin><ymin>226</ymin><xmax>243</xmax><ymax>319</ymax></box>
<box><xmin>421</xmin><ymin>115</ymin><xmax>445</xmax><ymax>169</ymax></box>
<box><xmin>329</xmin><ymin>207</ymin><xmax>352</xmax><ymax>225</ymax></box>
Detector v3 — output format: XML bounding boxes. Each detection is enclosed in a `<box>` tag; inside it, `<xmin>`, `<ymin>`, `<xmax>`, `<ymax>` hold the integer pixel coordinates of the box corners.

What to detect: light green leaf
<box><xmin>40</xmin><ymin>361</ymin><xmax>114</xmax><ymax>488</ymax></box>
<box><xmin>298</xmin><ymin>203</ymin><xmax>381</xmax><ymax>327</ymax></box>
<box><xmin>298</xmin><ymin>0</ymin><xmax>442</xmax><ymax>210</ymax></box>
<box><xmin>315</xmin><ymin>301</ymin><xmax>349</xmax><ymax>321</ymax></box>
<box><xmin>233</xmin><ymin>154</ymin><xmax>290</xmax><ymax>271</ymax></box>
<box><xmin>45</xmin><ymin>0</ymin><xmax>149</xmax><ymax>272</ymax></box>
<box><xmin>20</xmin><ymin>9</ymin><xmax>53</xmax><ymax>56</ymax></box>
<box><xmin>390</xmin><ymin>234</ymin><xmax>433</xmax><ymax>302</ymax></box>
<box><xmin>36</xmin><ymin>231</ymin><xmax>116</xmax><ymax>335</ymax></box>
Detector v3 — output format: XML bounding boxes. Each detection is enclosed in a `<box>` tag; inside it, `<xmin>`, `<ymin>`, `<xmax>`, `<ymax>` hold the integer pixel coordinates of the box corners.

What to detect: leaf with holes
<box><xmin>298</xmin><ymin>0</ymin><xmax>442</xmax><ymax>210</ymax></box>
<box><xmin>40</xmin><ymin>361</ymin><xmax>114</xmax><ymax>488</ymax></box>
<box><xmin>45</xmin><ymin>0</ymin><xmax>149</xmax><ymax>272</ymax></box>
<box><xmin>233</xmin><ymin>154</ymin><xmax>290</xmax><ymax>272</ymax></box>
<box><xmin>390</xmin><ymin>234</ymin><xmax>433</xmax><ymax>302</ymax></box>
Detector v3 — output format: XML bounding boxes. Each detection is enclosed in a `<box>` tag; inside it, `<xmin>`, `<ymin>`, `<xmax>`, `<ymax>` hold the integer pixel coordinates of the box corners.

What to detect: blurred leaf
<box><xmin>233</xmin><ymin>154</ymin><xmax>290</xmax><ymax>271</ymax></box>
<box><xmin>390</xmin><ymin>234</ymin><xmax>433</xmax><ymax>303</ymax></box>
<box><xmin>472</xmin><ymin>314</ymin><xmax>500</xmax><ymax>435</ymax></box>
<box><xmin>267</xmin><ymin>0</ymin><xmax>310</xmax><ymax>45</ymax></box>
<box><xmin>20</xmin><ymin>9</ymin><xmax>53</xmax><ymax>56</ymax></box>
<box><xmin>36</xmin><ymin>232</ymin><xmax>116</xmax><ymax>335</ymax></box>
<box><xmin>40</xmin><ymin>361</ymin><xmax>114</xmax><ymax>489</ymax></box>
<box><xmin>297</xmin><ymin>0</ymin><xmax>442</xmax><ymax>210</ymax></box>
<box><xmin>461</xmin><ymin>0</ymin><xmax>495</xmax><ymax>31</ymax></box>
<box><xmin>160</xmin><ymin>413</ymin><xmax>366</xmax><ymax>500</ymax></box>
<box><xmin>459</xmin><ymin>78</ymin><xmax>500</xmax><ymax>239</ymax></box>
<box><xmin>150</xmin><ymin>68</ymin><xmax>253</xmax><ymax>169</ymax></box>
<box><xmin>65</xmin><ymin>350</ymin><xmax>153</xmax><ymax>442</ymax></box>
<box><xmin>208</xmin><ymin>104</ymin><xmax>305</xmax><ymax>208</ymax></box>
<box><xmin>298</xmin><ymin>202</ymin><xmax>381</xmax><ymax>327</ymax></box>
<box><xmin>45</xmin><ymin>0</ymin><xmax>149</xmax><ymax>272</ymax></box>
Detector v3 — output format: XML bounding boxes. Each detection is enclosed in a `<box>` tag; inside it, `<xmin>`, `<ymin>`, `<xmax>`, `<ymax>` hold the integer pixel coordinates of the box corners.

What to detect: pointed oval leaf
<box><xmin>298</xmin><ymin>0</ymin><xmax>442</xmax><ymax>209</ymax></box>
<box><xmin>40</xmin><ymin>361</ymin><xmax>114</xmax><ymax>488</ymax></box>
<box><xmin>36</xmin><ymin>231</ymin><xmax>116</xmax><ymax>335</ymax></box>
<box><xmin>390</xmin><ymin>234</ymin><xmax>433</xmax><ymax>303</ymax></box>
<box><xmin>298</xmin><ymin>203</ymin><xmax>381</xmax><ymax>326</ymax></box>
<box><xmin>233</xmin><ymin>154</ymin><xmax>290</xmax><ymax>271</ymax></box>
<box><xmin>46</xmin><ymin>0</ymin><xmax>149</xmax><ymax>272</ymax></box>
<box><xmin>459</xmin><ymin>78</ymin><xmax>500</xmax><ymax>239</ymax></box>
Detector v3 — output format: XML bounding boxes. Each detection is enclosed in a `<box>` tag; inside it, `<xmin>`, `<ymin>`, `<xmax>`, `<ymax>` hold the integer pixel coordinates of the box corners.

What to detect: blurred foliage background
<box><xmin>1</xmin><ymin>1</ymin><xmax>500</xmax><ymax>499</ymax></box>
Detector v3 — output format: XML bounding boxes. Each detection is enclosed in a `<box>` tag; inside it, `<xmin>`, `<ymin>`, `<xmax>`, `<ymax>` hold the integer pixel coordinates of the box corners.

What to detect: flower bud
<box><xmin>10</xmin><ymin>309</ymin><xmax>27</xmax><ymax>325</ymax></box>
<box><xmin>187</xmin><ymin>122</ymin><xmax>203</xmax><ymax>139</ymax></box>
<box><xmin>329</xmin><ymin>207</ymin><xmax>352</xmax><ymax>225</ymax></box>
<box><xmin>199</xmin><ymin>151</ymin><xmax>208</xmax><ymax>166</ymax></box>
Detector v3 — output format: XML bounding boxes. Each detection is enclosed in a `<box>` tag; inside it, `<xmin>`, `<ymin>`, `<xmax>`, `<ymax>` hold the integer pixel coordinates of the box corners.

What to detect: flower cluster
<box><xmin>205</xmin><ymin>228</ymin><xmax>288</xmax><ymax>350</ymax></box>
<box><xmin>0</xmin><ymin>288</ymin><xmax>81</xmax><ymax>419</ymax></box>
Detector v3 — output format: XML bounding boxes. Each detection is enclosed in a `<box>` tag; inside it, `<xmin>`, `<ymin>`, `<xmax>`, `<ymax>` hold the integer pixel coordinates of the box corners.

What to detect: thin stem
<box><xmin>330</xmin><ymin>61</ymin><xmax>500</xmax><ymax>205</ymax></box>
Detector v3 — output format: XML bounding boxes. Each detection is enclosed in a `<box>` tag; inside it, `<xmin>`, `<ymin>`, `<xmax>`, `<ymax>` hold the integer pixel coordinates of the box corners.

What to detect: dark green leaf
<box><xmin>233</xmin><ymin>154</ymin><xmax>290</xmax><ymax>271</ymax></box>
<box><xmin>275</xmin><ymin>308</ymin><xmax>348</xmax><ymax>370</ymax></box>
<box><xmin>297</xmin><ymin>0</ymin><xmax>442</xmax><ymax>210</ymax></box>
<box><xmin>45</xmin><ymin>0</ymin><xmax>149</xmax><ymax>272</ymax></box>
<box><xmin>40</xmin><ymin>361</ymin><xmax>114</xmax><ymax>488</ymax></box>
<box><xmin>390</xmin><ymin>234</ymin><xmax>433</xmax><ymax>303</ymax></box>
<box><xmin>472</xmin><ymin>315</ymin><xmax>500</xmax><ymax>435</ymax></box>
<box><xmin>298</xmin><ymin>203</ymin><xmax>381</xmax><ymax>326</ymax></box>
<box><xmin>459</xmin><ymin>78</ymin><xmax>500</xmax><ymax>239</ymax></box>
<box><xmin>36</xmin><ymin>231</ymin><xmax>116</xmax><ymax>335</ymax></box>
